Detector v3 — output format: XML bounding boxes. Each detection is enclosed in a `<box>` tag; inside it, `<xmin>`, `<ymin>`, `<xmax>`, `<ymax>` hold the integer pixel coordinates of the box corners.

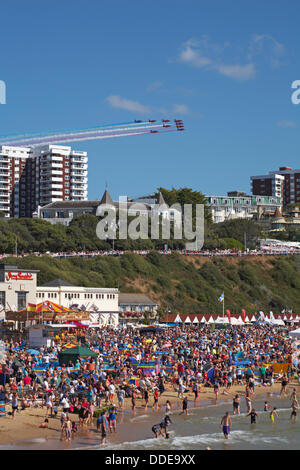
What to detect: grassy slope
<box><xmin>5</xmin><ymin>252</ymin><xmax>300</xmax><ymax>314</ymax></box>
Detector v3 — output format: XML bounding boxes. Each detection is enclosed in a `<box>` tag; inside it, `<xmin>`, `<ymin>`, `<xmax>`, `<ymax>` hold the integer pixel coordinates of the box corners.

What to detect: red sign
<box><xmin>6</xmin><ymin>271</ymin><xmax>33</xmax><ymax>281</ymax></box>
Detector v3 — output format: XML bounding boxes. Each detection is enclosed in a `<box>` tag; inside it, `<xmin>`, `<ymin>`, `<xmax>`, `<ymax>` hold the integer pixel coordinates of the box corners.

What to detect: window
<box><xmin>0</xmin><ymin>291</ymin><xmax>5</xmax><ymax>308</ymax></box>
<box><xmin>17</xmin><ymin>292</ymin><xmax>27</xmax><ymax>310</ymax></box>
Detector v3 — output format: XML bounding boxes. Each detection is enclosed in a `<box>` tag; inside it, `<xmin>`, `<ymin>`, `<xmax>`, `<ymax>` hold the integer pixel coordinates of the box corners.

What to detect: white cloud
<box><xmin>277</xmin><ymin>120</ymin><xmax>297</xmax><ymax>128</ymax></box>
<box><xmin>216</xmin><ymin>63</ymin><xmax>256</xmax><ymax>81</ymax></box>
<box><xmin>172</xmin><ymin>104</ymin><xmax>190</xmax><ymax>114</ymax></box>
<box><xmin>106</xmin><ymin>95</ymin><xmax>151</xmax><ymax>114</ymax></box>
<box><xmin>249</xmin><ymin>34</ymin><xmax>285</xmax><ymax>68</ymax></box>
<box><xmin>175</xmin><ymin>37</ymin><xmax>255</xmax><ymax>81</ymax></box>
<box><xmin>174</xmin><ymin>34</ymin><xmax>285</xmax><ymax>80</ymax></box>
<box><xmin>177</xmin><ymin>44</ymin><xmax>212</xmax><ymax>68</ymax></box>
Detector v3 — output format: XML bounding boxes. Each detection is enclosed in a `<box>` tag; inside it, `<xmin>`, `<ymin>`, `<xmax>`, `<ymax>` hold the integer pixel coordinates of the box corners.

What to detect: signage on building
<box><xmin>5</xmin><ymin>272</ymin><xmax>33</xmax><ymax>281</ymax></box>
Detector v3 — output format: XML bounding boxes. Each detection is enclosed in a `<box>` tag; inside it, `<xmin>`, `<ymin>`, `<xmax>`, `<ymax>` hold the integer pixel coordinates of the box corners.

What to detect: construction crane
<box><xmin>0</xmin><ymin>119</ymin><xmax>185</xmax><ymax>147</ymax></box>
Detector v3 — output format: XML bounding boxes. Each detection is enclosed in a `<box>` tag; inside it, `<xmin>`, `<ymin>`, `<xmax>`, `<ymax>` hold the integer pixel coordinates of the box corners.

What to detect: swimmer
<box><xmin>220</xmin><ymin>411</ymin><xmax>232</xmax><ymax>440</ymax></box>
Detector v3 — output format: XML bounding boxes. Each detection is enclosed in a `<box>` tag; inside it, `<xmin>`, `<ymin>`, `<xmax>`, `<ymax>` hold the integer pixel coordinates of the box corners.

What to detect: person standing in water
<box><xmin>180</xmin><ymin>396</ymin><xmax>188</xmax><ymax>415</ymax></box>
<box><xmin>220</xmin><ymin>412</ymin><xmax>232</xmax><ymax>439</ymax></box>
<box><xmin>245</xmin><ymin>392</ymin><xmax>252</xmax><ymax>414</ymax></box>
<box><xmin>247</xmin><ymin>408</ymin><xmax>258</xmax><ymax>425</ymax></box>
<box><xmin>270</xmin><ymin>407</ymin><xmax>279</xmax><ymax>423</ymax></box>
<box><xmin>233</xmin><ymin>394</ymin><xmax>240</xmax><ymax>415</ymax></box>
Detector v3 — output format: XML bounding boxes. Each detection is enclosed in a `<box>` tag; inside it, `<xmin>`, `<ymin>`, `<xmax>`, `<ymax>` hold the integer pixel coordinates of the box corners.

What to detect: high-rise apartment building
<box><xmin>251</xmin><ymin>169</ymin><xmax>286</xmax><ymax>206</ymax></box>
<box><xmin>0</xmin><ymin>144</ymin><xmax>88</xmax><ymax>218</ymax></box>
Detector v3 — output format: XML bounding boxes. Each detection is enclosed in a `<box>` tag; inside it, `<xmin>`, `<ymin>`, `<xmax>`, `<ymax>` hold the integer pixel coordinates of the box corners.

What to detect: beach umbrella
<box><xmin>26</xmin><ymin>349</ymin><xmax>40</xmax><ymax>355</ymax></box>
<box><xmin>129</xmin><ymin>378</ymin><xmax>140</xmax><ymax>386</ymax></box>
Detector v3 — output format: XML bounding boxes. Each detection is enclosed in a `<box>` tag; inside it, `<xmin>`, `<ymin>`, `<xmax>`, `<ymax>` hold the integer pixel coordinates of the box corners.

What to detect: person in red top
<box><xmin>23</xmin><ymin>376</ymin><xmax>31</xmax><ymax>386</ymax></box>
<box><xmin>152</xmin><ymin>387</ymin><xmax>159</xmax><ymax>411</ymax></box>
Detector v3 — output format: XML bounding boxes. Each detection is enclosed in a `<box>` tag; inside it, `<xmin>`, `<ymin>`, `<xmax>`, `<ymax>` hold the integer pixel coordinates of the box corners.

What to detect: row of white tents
<box><xmin>172</xmin><ymin>314</ymin><xmax>289</xmax><ymax>326</ymax></box>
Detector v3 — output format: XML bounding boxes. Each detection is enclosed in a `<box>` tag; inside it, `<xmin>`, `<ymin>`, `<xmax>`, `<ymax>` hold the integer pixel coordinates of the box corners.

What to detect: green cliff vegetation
<box><xmin>4</xmin><ymin>252</ymin><xmax>300</xmax><ymax>315</ymax></box>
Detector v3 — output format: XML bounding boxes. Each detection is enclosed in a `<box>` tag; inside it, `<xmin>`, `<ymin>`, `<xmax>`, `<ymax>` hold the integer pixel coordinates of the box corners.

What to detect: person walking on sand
<box><xmin>220</xmin><ymin>412</ymin><xmax>232</xmax><ymax>440</ymax></box>
<box><xmin>11</xmin><ymin>393</ymin><xmax>18</xmax><ymax>420</ymax></box>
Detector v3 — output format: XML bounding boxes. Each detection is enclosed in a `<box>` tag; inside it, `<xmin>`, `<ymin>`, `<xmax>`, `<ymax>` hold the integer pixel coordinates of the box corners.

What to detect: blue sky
<box><xmin>0</xmin><ymin>0</ymin><xmax>300</xmax><ymax>200</ymax></box>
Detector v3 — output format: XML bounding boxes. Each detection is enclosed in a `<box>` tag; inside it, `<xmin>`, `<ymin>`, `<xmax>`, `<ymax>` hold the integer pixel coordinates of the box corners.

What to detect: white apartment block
<box><xmin>0</xmin><ymin>144</ymin><xmax>88</xmax><ymax>218</ymax></box>
<box><xmin>36</xmin><ymin>279</ymin><xmax>119</xmax><ymax>313</ymax></box>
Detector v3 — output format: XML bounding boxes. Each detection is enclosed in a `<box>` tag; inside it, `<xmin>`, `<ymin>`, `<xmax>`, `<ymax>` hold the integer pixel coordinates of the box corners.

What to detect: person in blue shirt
<box><xmin>97</xmin><ymin>411</ymin><xmax>109</xmax><ymax>444</ymax></box>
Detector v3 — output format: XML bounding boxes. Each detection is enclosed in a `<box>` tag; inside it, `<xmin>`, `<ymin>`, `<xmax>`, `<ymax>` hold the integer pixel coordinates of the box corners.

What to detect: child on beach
<box><xmin>247</xmin><ymin>409</ymin><xmax>258</xmax><ymax>424</ymax></box>
<box><xmin>264</xmin><ymin>401</ymin><xmax>271</xmax><ymax>412</ymax></box>
<box><xmin>180</xmin><ymin>396</ymin><xmax>188</xmax><ymax>415</ymax></box>
<box><xmin>270</xmin><ymin>407</ymin><xmax>279</xmax><ymax>423</ymax></box>
<box><xmin>71</xmin><ymin>421</ymin><xmax>77</xmax><ymax>438</ymax></box>
<box><xmin>39</xmin><ymin>418</ymin><xmax>49</xmax><ymax>428</ymax></box>
<box><xmin>108</xmin><ymin>406</ymin><xmax>117</xmax><ymax>433</ymax></box>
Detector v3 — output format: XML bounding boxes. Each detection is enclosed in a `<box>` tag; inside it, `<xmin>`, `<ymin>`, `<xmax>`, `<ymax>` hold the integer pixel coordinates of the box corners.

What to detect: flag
<box><xmin>226</xmin><ymin>309</ymin><xmax>231</xmax><ymax>323</ymax></box>
<box><xmin>241</xmin><ymin>309</ymin><xmax>246</xmax><ymax>323</ymax></box>
<box><xmin>218</xmin><ymin>292</ymin><xmax>224</xmax><ymax>303</ymax></box>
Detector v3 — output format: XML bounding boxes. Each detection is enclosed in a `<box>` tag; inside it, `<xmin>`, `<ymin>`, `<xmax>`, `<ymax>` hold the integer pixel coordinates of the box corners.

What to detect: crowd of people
<box><xmin>0</xmin><ymin>247</ymin><xmax>300</xmax><ymax>260</ymax></box>
<box><xmin>0</xmin><ymin>322</ymin><xmax>299</xmax><ymax>445</ymax></box>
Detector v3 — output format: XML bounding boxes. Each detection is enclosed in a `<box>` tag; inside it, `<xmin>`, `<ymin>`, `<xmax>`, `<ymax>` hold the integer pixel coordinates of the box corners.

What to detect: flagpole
<box><xmin>223</xmin><ymin>294</ymin><xmax>224</xmax><ymax>318</ymax></box>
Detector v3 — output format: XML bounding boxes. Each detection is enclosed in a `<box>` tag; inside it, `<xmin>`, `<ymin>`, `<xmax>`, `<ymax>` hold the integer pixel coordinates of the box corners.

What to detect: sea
<box><xmin>2</xmin><ymin>392</ymin><xmax>300</xmax><ymax>451</ymax></box>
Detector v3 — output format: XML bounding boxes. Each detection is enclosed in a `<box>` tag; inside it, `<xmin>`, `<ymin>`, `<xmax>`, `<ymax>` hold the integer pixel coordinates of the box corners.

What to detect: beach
<box><xmin>0</xmin><ymin>380</ymin><xmax>295</xmax><ymax>449</ymax></box>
